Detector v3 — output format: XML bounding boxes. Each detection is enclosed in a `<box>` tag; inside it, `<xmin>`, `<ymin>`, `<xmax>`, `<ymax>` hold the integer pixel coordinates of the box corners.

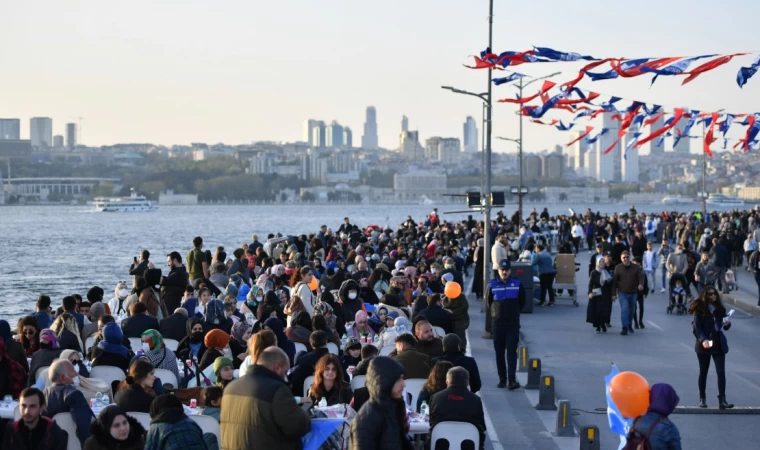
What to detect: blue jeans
<box><xmin>661</xmin><ymin>265</ymin><xmax>668</xmax><ymax>289</ymax></box>
<box><xmin>618</xmin><ymin>292</ymin><xmax>637</xmax><ymax>328</ymax></box>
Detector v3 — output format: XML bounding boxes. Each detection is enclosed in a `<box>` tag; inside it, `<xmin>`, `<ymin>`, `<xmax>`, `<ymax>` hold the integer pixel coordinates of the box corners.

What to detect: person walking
<box><xmin>628</xmin><ymin>383</ymin><xmax>682</xmax><ymax>450</ymax></box>
<box><xmin>657</xmin><ymin>240</ymin><xmax>671</xmax><ymax>293</ymax></box>
<box><xmin>709</xmin><ymin>237</ymin><xmax>731</xmax><ymax>294</ymax></box>
<box><xmin>490</xmin><ymin>233</ymin><xmax>508</xmax><ymax>280</ymax></box>
<box><xmin>612</xmin><ymin>251</ymin><xmax>644</xmax><ymax>336</ymax></box>
<box><xmin>586</xmin><ymin>258</ymin><xmax>611</xmax><ymax>333</ymax></box>
<box><xmin>643</xmin><ymin>241</ymin><xmax>658</xmax><ymax>294</ymax></box>
<box><xmin>690</xmin><ymin>287</ymin><xmax>734</xmax><ymax>409</ymax></box>
<box><xmin>486</xmin><ymin>259</ymin><xmax>525</xmax><ymax>389</ymax></box>
<box><xmin>748</xmin><ymin>248</ymin><xmax>760</xmax><ymax>306</ymax></box>
<box><xmin>534</xmin><ymin>244</ymin><xmax>556</xmax><ymax>307</ymax></box>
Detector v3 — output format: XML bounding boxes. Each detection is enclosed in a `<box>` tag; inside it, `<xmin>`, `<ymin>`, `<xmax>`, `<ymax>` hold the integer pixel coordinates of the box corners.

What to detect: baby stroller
<box><xmin>667</xmin><ymin>273</ymin><xmax>690</xmax><ymax>315</ymax></box>
<box><xmin>724</xmin><ymin>269</ymin><xmax>738</xmax><ymax>292</ymax></box>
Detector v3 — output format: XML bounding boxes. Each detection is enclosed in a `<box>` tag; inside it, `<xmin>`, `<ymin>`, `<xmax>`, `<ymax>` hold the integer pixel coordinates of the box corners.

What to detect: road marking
<box><xmin>733</xmin><ymin>373</ymin><xmax>760</xmax><ymax>394</ymax></box>
<box><xmin>646</xmin><ymin>320</ymin><xmax>664</xmax><ymax>331</ymax></box>
<box><xmin>679</xmin><ymin>342</ymin><xmax>692</xmax><ymax>352</ymax></box>
<box><xmin>467</xmin><ymin>329</ymin><xmax>504</xmax><ymax>450</ymax></box>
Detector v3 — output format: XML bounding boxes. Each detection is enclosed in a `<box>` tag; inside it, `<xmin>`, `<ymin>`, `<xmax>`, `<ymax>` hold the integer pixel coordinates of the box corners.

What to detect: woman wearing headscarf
<box><xmin>0</xmin><ymin>319</ymin><xmax>29</xmax><ymax>374</ymax></box>
<box><xmin>60</xmin><ymin>349</ymin><xmax>90</xmax><ymax>378</ymax></box>
<box><xmin>359</xmin><ymin>278</ymin><xmax>380</xmax><ymax>305</ymax></box>
<box><xmin>213</xmin><ymin>356</ymin><xmax>235</xmax><ymax>388</ymax></box>
<box><xmin>312</xmin><ymin>314</ymin><xmax>340</xmax><ymax>346</ymax></box>
<box><xmin>229</xmin><ymin>321</ymin><xmax>252</xmax><ymax>369</ymax></box>
<box><xmin>285</xmin><ymin>311</ymin><xmax>313</xmax><ymax>350</ymax></box>
<box><xmin>16</xmin><ymin>315</ymin><xmax>41</xmax><ymax>358</ymax></box>
<box><xmin>108</xmin><ymin>281</ymin><xmax>132</xmax><ymax>317</ymax></box>
<box><xmin>257</xmin><ymin>290</ymin><xmax>287</xmax><ymax>325</ymax></box>
<box><xmin>83</xmin><ymin>404</ymin><xmax>146</xmax><ymax>450</ymax></box>
<box><xmin>318</xmin><ymin>290</ymin><xmax>346</xmax><ymax>337</ymax></box>
<box><xmin>199</xmin><ymin>329</ymin><xmax>231</xmax><ymax>372</ymax></box>
<box><xmin>284</xmin><ymin>295</ymin><xmax>306</xmax><ymax>328</ymax></box>
<box><xmin>367</xmin><ymin>306</ymin><xmax>388</xmax><ymax>334</ymax></box>
<box><xmin>140</xmin><ymin>329</ymin><xmax>180</xmax><ymax>382</ymax></box>
<box><xmin>176</xmin><ymin>318</ymin><xmax>207</xmax><ymax>363</ymax></box>
<box><xmin>50</xmin><ymin>313</ymin><xmax>84</xmax><ymax>354</ymax></box>
<box><xmin>376</xmin><ymin>317</ymin><xmax>412</xmax><ymax>355</ymax></box>
<box><xmin>346</xmin><ymin>310</ymin><xmax>375</xmax><ymax>340</ymax></box>
<box><xmin>586</xmin><ymin>258</ymin><xmax>611</xmax><ymax>333</ymax></box>
<box><xmin>263</xmin><ymin>316</ymin><xmax>296</xmax><ymax>366</ymax></box>
<box><xmin>241</xmin><ymin>285</ymin><xmax>264</xmax><ymax>319</ymax></box>
<box><xmin>92</xmin><ymin>322</ymin><xmax>131</xmax><ymax>372</ymax></box>
<box><xmin>204</xmin><ymin>296</ymin><xmax>233</xmax><ymax>334</ymax></box>
<box><xmin>28</xmin><ymin>329</ymin><xmax>63</xmax><ymax>386</ymax></box>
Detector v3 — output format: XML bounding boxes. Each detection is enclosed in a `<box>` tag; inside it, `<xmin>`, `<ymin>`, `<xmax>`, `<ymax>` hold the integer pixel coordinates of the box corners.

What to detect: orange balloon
<box><xmin>609</xmin><ymin>372</ymin><xmax>650</xmax><ymax>418</ymax></box>
<box><xmin>307</xmin><ymin>277</ymin><xmax>318</xmax><ymax>291</ymax></box>
<box><xmin>444</xmin><ymin>281</ymin><xmax>462</xmax><ymax>299</ymax></box>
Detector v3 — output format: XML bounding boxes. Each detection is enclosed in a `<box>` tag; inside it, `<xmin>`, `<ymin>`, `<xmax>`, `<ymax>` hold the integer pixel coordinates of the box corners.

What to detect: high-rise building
<box><xmin>599</xmin><ymin>112</ymin><xmax>622</xmax><ymax>181</ymax></box>
<box><xmin>400</xmin><ymin>131</ymin><xmax>423</xmax><ymax>159</ymax></box>
<box><xmin>622</xmin><ymin>125</ymin><xmax>640</xmax><ymax>183</ymax></box>
<box><xmin>585</xmin><ymin>148</ymin><xmax>598</xmax><ymax>179</ymax></box>
<box><xmin>303</xmin><ymin>119</ymin><xmax>321</xmax><ymax>145</ymax></box>
<box><xmin>672</xmin><ymin>111</ymin><xmax>691</xmax><ymax>153</ymax></box>
<box><xmin>595</xmin><ymin>139</ymin><xmax>614</xmax><ymax>182</ymax></box>
<box><xmin>542</xmin><ymin>153</ymin><xmax>563</xmax><ymax>179</ymax></box>
<box><xmin>425</xmin><ymin>137</ymin><xmax>461</xmax><ymax>161</ymax></box>
<box><xmin>310</xmin><ymin>121</ymin><xmax>326</xmax><ymax>148</ymax></box>
<box><xmin>649</xmin><ymin>114</ymin><xmax>665</xmax><ymax>154</ymax></box>
<box><xmin>362</xmin><ymin>106</ymin><xmax>378</xmax><ymax>149</ymax></box>
<box><xmin>343</xmin><ymin>127</ymin><xmax>353</xmax><ymax>148</ymax></box>
<box><xmin>567</xmin><ymin>131</ymin><xmax>588</xmax><ymax>174</ymax></box>
<box><xmin>463</xmin><ymin>116</ymin><xmax>478</xmax><ymax>152</ymax></box>
<box><xmin>66</xmin><ymin>123</ymin><xmax>77</xmax><ymax>149</ymax></box>
<box><xmin>523</xmin><ymin>154</ymin><xmax>542</xmax><ymax>179</ymax></box>
<box><xmin>53</xmin><ymin>135</ymin><xmax>64</xmax><ymax>148</ymax></box>
<box><xmin>0</xmin><ymin>119</ymin><xmax>20</xmax><ymax>140</ymax></box>
<box><xmin>325</xmin><ymin>121</ymin><xmax>344</xmax><ymax>148</ymax></box>
<box><xmin>30</xmin><ymin>117</ymin><xmax>53</xmax><ymax>148</ymax></box>
<box><xmin>401</xmin><ymin>115</ymin><xmax>408</xmax><ymax>133</ymax></box>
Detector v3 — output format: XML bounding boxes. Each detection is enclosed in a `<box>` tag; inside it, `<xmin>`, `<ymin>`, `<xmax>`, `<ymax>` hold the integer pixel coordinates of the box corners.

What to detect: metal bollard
<box><xmin>554</xmin><ymin>399</ymin><xmax>575</xmax><ymax>437</ymax></box>
<box><xmin>518</xmin><ymin>346</ymin><xmax>529</xmax><ymax>373</ymax></box>
<box><xmin>525</xmin><ymin>358</ymin><xmax>541</xmax><ymax>389</ymax></box>
<box><xmin>536</xmin><ymin>375</ymin><xmax>557</xmax><ymax>410</ymax></box>
<box><xmin>579</xmin><ymin>426</ymin><xmax>601</xmax><ymax>450</ymax></box>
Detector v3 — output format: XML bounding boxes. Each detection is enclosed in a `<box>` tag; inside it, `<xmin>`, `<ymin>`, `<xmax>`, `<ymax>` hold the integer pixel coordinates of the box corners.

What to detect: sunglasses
<box><xmin>23</xmin><ymin>330</ymin><xmax>36</xmax><ymax>335</ymax></box>
<box><xmin>71</xmin><ymin>359</ymin><xmax>80</xmax><ymax>364</ymax></box>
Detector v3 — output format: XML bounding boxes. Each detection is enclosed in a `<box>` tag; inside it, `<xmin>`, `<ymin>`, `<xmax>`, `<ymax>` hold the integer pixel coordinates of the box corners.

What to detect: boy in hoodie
<box><xmin>628</xmin><ymin>383</ymin><xmax>682</xmax><ymax>450</ymax></box>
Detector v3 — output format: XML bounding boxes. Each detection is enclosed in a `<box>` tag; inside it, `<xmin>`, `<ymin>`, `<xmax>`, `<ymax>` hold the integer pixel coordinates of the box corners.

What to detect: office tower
<box><xmin>303</xmin><ymin>119</ymin><xmax>321</xmax><ymax>145</ymax></box>
<box><xmin>400</xmin><ymin>131</ymin><xmax>423</xmax><ymax>159</ymax></box>
<box><xmin>325</xmin><ymin>121</ymin><xmax>344</xmax><ymax>148</ymax></box>
<box><xmin>649</xmin><ymin>114</ymin><xmax>665</xmax><ymax>154</ymax></box>
<box><xmin>522</xmin><ymin>154</ymin><xmax>542</xmax><ymax>179</ymax></box>
<box><xmin>585</xmin><ymin>148</ymin><xmax>598</xmax><ymax>180</ymax></box>
<box><xmin>463</xmin><ymin>116</ymin><xmax>478</xmax><ymax>152</ymax></box>
<box><xmin>362</xmin><ymin>106</ymin><xmax>378</xmax><ymax>149</ymax></box>
<box><xmin>542</xmin><ymin>153</ymin><xmax>563</xmax><ymax>179</ymax></box>
<box><xmin>343</xmin><ymin>127</ymin><xmax>353</xmax><ymax>148</ymax></box>
<box><xmin>0</xmin><ymin>119</ymin><xmax>20</xmax><ymax>140</ymax></box>
<box><xmin>53</xmin><ymin>135</ymin><xmax>64</xmax><ymax>148</ymax></box>
<box><xmin>310</xmin><ymin>121</ymin><xmax>326</xmax><ymax>148</ymax></box>
<box><xmin>567</xmin><ymin>131</ymin><xmax>588</xmax><ymax>173</ymax></box>
<box><xmin>401</xmin><ymin>115</ymin><xmax>408</xmax><ymax>132</ymax></box>
<box><xmin>598</xmin><ymin>112</ymin><xmax>622</xmax><ymax>181</ymax></box>
<box><xmin>425</xmin><ymin>137</ymin><xmax>461</xmax><ymax>161</ymax></box>
<box><xmin>672</xmin><ymin>110</ymin><xmax>691</xmax><ymax>153</ymax></box>
<box><xmin>66</xmin><ymin>123</ymin><xmax>77</xmax><ymax>149</ymax></box>
<box><xmin>30</xmin><ymin>117</ymin><xmax>53</xmax><ymax>148</ymax></box>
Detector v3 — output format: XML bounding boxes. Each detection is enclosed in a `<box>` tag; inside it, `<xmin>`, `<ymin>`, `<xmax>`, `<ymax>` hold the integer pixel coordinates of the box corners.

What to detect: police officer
<box><xmin>487</xmin><ymin>258</ymin><xmax>526</xmax><ymax>389</ymax></box>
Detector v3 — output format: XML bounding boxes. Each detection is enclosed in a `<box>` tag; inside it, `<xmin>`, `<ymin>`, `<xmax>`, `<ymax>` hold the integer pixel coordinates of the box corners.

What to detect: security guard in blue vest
<box><xmin>487</xmin><ymin>258</ymin><xmax>526</xmax><ymax>389</ymax></box>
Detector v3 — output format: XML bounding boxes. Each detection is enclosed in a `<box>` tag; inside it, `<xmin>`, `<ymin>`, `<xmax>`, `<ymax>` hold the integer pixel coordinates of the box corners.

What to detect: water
<box><xmin>0</xmin><ymin>201</ymin><xmax>723</xmax><ymax>321</ymax></box>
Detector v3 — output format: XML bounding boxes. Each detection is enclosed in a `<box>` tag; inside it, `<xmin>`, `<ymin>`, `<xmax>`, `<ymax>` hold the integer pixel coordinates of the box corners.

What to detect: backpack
<box><xmin>623</xmin><ymin>416</ymin><xmax>662</xmax><ymax>450</ymax></box>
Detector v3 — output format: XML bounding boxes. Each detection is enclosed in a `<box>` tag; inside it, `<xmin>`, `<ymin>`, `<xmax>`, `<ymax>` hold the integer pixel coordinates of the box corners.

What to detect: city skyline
<box><xmin>2</xmin><ymin>1</ymin><xmax>758</xmax><ymax>152</ymax></box>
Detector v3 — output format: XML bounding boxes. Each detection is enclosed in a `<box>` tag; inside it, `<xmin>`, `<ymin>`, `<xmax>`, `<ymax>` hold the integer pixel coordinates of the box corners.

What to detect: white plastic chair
<box><xmin>350</xmin><ymin>375</ymin><xmax>366</xmax><ymax>391</ymax></box>
<box><xmin>128</xmin><ymin>412</ymin><xmax>152</xmax><ymax>430</ymax></box>
<box><xmin>303</xmin><ymin>375</ymin><xmax>315</xmax><ymax>397</ymax></box>
<box><xmin>154</xmin><ymin>368</ymin><xmax>178</xmax><ymax>388</ymax></box>
<box><xmin>85</xmin><ymin>336</ymin><xmax>96</xmax><ymax>354</ymax></box>
<box><xmin>128</xmin><ymin>337</ymin><xmax>143</xmax><ymax>353</ymax></box>
<box><xmin>36</xmin><ymin>365</ymin><xmax>50</xmax><ymax>381</ymax></box>
<box><xmin>38</xmin><ymin>367</ymin><xmax>51</xmax><ymax>386</ymax></box>
<box><xmin>403</xmin><ymin>378</ymin><xmax>426</xmax><ymax>412</ymax></box>
<box><xmin>190</xmin><ymin>414</ymin><xmax>221</xmax><ymax>444</ymax></box>
<box><xmin>89</xmin><ymin>365</ymin><xmax>127</xmax><ymax>386</ymax></box>
<box><xmin>432</xmin><ymin>326</ymin><xmax>446</xmax><ymax>338</ymax></box>
<box><xmin>430</xmin><ymin>421</ymin><xmax>481</xmax><ymax>450</ymax></box>
<box><xmin>13</xmin><ymin>404</ymin><xmax>20</xmax><ymax>420</ymax></box>
<box><xmin>326</xmin><ymin>342</ymin><xmax>339</xmax><ymax>355</ymax></box>
<box><xmin>163</xmin><ymin>339</ymin><xmax>179</xmax><ymax>351</ymax></box>
<box><xmin>379</xmin><ymin>345</ymin><xmax>394</xmax><ymax>356</ymax></box>
<box><xmin>52</xmin><ymin>413</ymin><xmax>83</xmax><ymax>450</ymax></box>
<box><xmin>293</xmin><ymin>342</ymin><xmax>308</xmax><ymax>355</ymax></box>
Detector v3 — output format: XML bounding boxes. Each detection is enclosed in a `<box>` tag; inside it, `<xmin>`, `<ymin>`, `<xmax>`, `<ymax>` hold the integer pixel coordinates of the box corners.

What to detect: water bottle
<box><xmin>102</xmin><ymin>394</ymin><xmax>110</xmax><ymax>407</ymax></box>
<box><xmin>420</xmin><ymin>401</ymin><xmax>429</xmax><ymax>418</ymax></box>
<box><xmin>245</xmin><ymin>312</ymin><xmax>254</xmax><ymax>325</ymax></box>
<box><xmin>95</xmin><ymin>392</ymin><xmax>103</xmax><ymax>408</ymax></box>
<box><xmin>341</xmin><ymin>333</ymin><xmax>347</xmax><ymax>348</ymax></box>
<box><xmin>318</xmin><ymin>397</ymin><xmax>328</xmax><ymax>408</ymax></box>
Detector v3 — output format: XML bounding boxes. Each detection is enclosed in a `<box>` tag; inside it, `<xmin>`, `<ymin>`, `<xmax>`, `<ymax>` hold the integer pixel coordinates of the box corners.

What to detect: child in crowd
<box><xmin>200</xmin><ymin>386</ymin><xmax>223</xmax><ymax>422</ymax></box>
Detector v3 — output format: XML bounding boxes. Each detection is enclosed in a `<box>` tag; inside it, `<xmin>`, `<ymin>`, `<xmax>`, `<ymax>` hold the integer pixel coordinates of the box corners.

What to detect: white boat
<box><xmin>705</xmin><ymin>194</ymin><xmax>744</xmax><ymax>207</ymax></box>
<box><xmin>94</xmin><ymin>190</ymin><xmax>158</xmax><ymax>212</ymax></box>
<box><xmin>419</xmin><ymin>195</ymin><xmax>435</xmax><ymax>205</ymax></box>
<box><xmin>661</xmin><ymin>195</ymin><xmax>693</xmax><ymax>205</ymax></box>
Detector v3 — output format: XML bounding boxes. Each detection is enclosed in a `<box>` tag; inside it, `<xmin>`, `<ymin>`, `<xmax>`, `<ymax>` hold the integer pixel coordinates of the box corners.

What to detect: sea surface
<box><xmin>0</xmin><ymin>201</ymin><xmax>722</xmax><ymax>321</ymax></box>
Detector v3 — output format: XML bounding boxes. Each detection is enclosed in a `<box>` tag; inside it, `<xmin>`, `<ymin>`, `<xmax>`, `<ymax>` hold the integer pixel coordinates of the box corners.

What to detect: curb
<box><xmin>673</xmin><ymin>406</ymin><xmax>760</xmax><ymax>415</ymax></box>
<box><xmin>723</xmin><ymin>294</ymin><xmax>760</xmax><ymax>315</ymax></box>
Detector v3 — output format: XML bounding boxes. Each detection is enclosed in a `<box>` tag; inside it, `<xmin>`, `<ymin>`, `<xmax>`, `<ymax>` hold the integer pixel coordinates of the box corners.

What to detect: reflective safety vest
<box><xmin>490</xmin><ymin>277</ymin><xmax>521</xmax><ymax>301</ymax></box>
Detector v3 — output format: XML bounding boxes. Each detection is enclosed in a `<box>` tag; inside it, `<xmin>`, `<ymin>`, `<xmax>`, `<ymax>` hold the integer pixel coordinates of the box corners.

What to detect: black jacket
<box><xmin>90</xmin><ymin>348</ymin><xmax>130</xmax><ymax>373</ymax></box>
<box><xmin>433</xmin><ymin>351</ymin><xmax>482</xmax><ymax>393</ymax></box>
<box><xmin>83</xmin><ymin>414</ymin><xmax>146</xmax><ymax>450</ymax></box>
<box><xmin>349</xmin><ymin>357</ymin><xmax>413</xmax><ymax>450</ymax></box>
<box><xmin>339</xmin><ymin>279</ymin><xmax>364</xmax><ymax>323</ymax></box>
<box><xmin>288</xmin><ymin>348</ymin><xmax>332</xmax><ymax>396</ymax></box>
<box><xmin>430</xmin><ymin>386</ymin><xmax>486</xmax><ymax>450</ymax></box>
<box><xmin>709</xmin><ymin>243</ymin><xmax>731</xmax><ymax>268</ymax></box>
<box><xmin>57</xmin><ymin>328</ymin><xmax>83</xmax><ymax>354</ymax></box>
<box><xmin>28</xmin><ymin>348</ymin><xmax>63</xmax><ymax>386</ymax></box>
<box><xmin>160</xmin><ymin>265</ymin><xmax>189</xmax><ymax>314</ymax></box>
<box><xmin>421</xmin><ymin>305</ymin><xmax>453</xmax><ymax>335</ymax></box>
<box><xmin>114</xmin><ymin>382</ymin><xmax>156</xmax><ymax>413</ymax></box>
<box><xmin>308</xmin><ymin>381</ymin><xmax>353</xmax><ymax>406</ymax></box>
<box><xmin>159</xmin><ymin>313</ymin><xmax>189</xmax><ymax>342</ymax></box>
<box><xmin>1</xmin><ymin>416</ymin><xmax>68</xmax><ymax>450</ymax></box>
<box><xmin>120</xmin><ymin>313</ymin><xmax>160</xmax><ymax>339</ymax></box>
<box><xmin>485</xmin><ymin>277</ymin><xmax>526</xmax><ymax>326</ymax></box>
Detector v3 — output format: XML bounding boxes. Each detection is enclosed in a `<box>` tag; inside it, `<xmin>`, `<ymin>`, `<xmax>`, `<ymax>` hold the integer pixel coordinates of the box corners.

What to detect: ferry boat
<box><xmin>661</xmin><ymin>195</ymin><xmax>693</xmax><ymax>205</ymax></box>
<box><xmin>705</xmin><ymin>194</ymin><xmax>745</xmax><ymax>207</ymax></box>
<box><xmin>94</xmin><ymin>190</ymin><xmax>158</xmax><ymax>212</ymax></box>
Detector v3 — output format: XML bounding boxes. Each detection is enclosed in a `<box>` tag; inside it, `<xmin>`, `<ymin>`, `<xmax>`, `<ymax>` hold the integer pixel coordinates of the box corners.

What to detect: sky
<box><xmin>2</xmin><ymin>0</ymin><xmax>759</xmax><ymax>154</ymax></box>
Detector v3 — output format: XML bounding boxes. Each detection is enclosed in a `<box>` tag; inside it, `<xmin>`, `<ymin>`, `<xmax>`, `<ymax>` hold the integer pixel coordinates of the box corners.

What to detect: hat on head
<box><xmin>498</xmin><ymin>259</ymin><xmax>511</xmax><ymax>270</ymax></box>
<box><xmin>344</xmin><ymin>336</ymin><xmax>361</xmax><ymax>350</ymax></box>
<box><xmin>441</xmin><ymin>273</ymin><xmax>455</xmax><ymax>283</ymax></box>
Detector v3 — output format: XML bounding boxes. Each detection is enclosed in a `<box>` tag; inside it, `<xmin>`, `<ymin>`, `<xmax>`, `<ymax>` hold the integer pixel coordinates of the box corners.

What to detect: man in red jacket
<box><xmin>1</xmin><ymin>387</ymin><xmax>68</xmax><ymax>450</ymax></box>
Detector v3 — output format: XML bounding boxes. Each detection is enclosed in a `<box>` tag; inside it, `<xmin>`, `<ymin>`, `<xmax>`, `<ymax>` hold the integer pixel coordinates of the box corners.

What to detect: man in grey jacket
<box><xmin>42</xmin><ymin>359</ymin><xmax>94</xmax><ymax>447</ymax></box>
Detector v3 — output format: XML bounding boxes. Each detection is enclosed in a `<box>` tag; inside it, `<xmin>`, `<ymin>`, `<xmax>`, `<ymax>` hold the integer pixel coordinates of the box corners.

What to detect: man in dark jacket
<box><xmin>442</xmin><ymin>274</ymin><xmax>470</xmax><ymax>350</ymax></box>
<box><xmin>1</xmin><ymin>388</ymin><xmax>68</xmax><ymax>450</ymax></box>
<box><xmin>430</xmin><ymin>367</ymin><xmax>486</xmax><ymax>450</ymax></box>
<box><xmin>33</xmin><ymin>296</ymin><xmax>55</xmax><ymax>330</ymax></box>
<box><xmin>350</xmin><ymin>356</ymin><xmax>413</xmax><ymax>450</ymax></box>
<box><xmin>414</xmin><ymin>319</ymin><xmax>444</xmax><ymax>358</ymax></box>
<box><xmin>56</xmin><ymin>295</ymin><xmax>86</xmax><ymax>331</ymax></box>
<box><xmin>612</xmin><ymin>251</ymin><xmax>644</xmax><ymax>336</ymax></box>
<box><xmin>709</xmin><ymin>237</ymin><xmax>731</xmax><ymax>294</ymax></box>
<box><xmin>631</xmin><ymin>229</ymin><xmax>648</xmax><ymax>260</ymax></box>
<box><xmin>433</xmin><ymin>334</ymin><xmax>481</xmax><ymax>393</ymax></box>
<box><xmin>227</xmin><ymin>248</ymin><xmax>251</xmax><ymax>285</ymax></box>
<box><xmin>487</xmin><ymin>259</ymin><xmax>525</xmax><ymax>390</ymax></box>
<box><xmin>129</xmin><ymin>249</ymin><xmax>151</xmax><ymax>289</ymax></box>
<box><xmin>159</xmin><ymin>307</ymin><xmax>189</xmax><ymax>342</ymax></box>
<box><xmin>391</xmin><ymin>334</ymin><xmax>431</xmax><ymax>379</ymax></box>
<box><xmin>629</xmin><ymin>383</ymin><xmax>682</xmax><ymax>449</ymax></box>
<box><xmin>42</xmin><ymin>359</ymin><xmax>94</xmax><ymax>446</ymax></box>
<box><xmin>160</xmin><ymin>251</ymin><xmax>189</xmax><ymax>314</ymax></box>
<box><xmin>222</xmin><ymin>347</ymin><xmax>311</xmax><ymax>450</ymax></box>
<box><xmin>120</xmin><ymin>302</ymin><xmax>160</xmax><ymax>339</ymax></box>
<box><xmin>288</xmin><ymin>331</ymin><xmax>338</xmax><ymax>396</ymax></box>
<box><xmin>421</xmin><ymin>294</ymin><xmax>453</xmax><ymax>335</ymax></box>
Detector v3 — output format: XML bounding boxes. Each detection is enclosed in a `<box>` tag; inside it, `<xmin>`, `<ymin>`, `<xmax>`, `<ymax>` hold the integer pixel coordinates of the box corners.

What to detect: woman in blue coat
<box><xmin>689</xmin><ymin>286</ymin><xmax>733</xmax><ymax>409</ymax></box>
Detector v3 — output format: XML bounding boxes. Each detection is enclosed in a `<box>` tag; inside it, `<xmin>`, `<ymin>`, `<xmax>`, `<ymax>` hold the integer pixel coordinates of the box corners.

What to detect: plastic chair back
<box><xmin>293</xmin><ymin>342</ymin><xmax>308</xmax><ymax>355</ymax></box>
<box><xmin>128</xmin><ymin>411</ymin><xmax>152</xmax><ymax>430</ymax></box>
<box><xmin>52</xmin><ymin>412</ymin><xmax>83</xmax><ymax>450</ymax></box>
<box><xmin>190</xmin><ymin>414</ymin><xmax>221</xmax><ymax>443</ymax></box>
<box><xmin>128</xmin><ymin>337</ymin><xmax>143</xmax><ymax>353</ymax></box>
<box><xmin>154</xmin><ymin>368</ymin><xmax>179</xmax><ymax>388</ymax></box>
<box><xmin>303</xmin><ymin>375</ymin><xmax>315</xmax><ymax>397</ymax></box>
<box><xmin>432</xmin><ymin>326</ymin><xmax>446</xmax><ymax>338</ymax></box>
<box><xmin>326</xmin><ymin>342</ymin><xmax>339</xmax><ymax>355</ymax></box>
<box><xmin>89</xmin><ymin>365</ymin><xmax>127</xmax><ymax>386</ymax></box>
<box><xmin>430</xmin><ymin>421</ymin><xmax>481</xmax><ymax>450</ymax></box>
<box><xmin>350</xmin><ymin>375</ymin><xmax>366</xmax><ymax>391</ymax></box>
<box><xmin>164</xmin><ymin>339</ymin><xmax>179</xmax><ymax>351</ymax></box>
<box><xmin>403</xmin><ymin>378</ymin><xmax>426</xmax><ymax>412</ymax></box>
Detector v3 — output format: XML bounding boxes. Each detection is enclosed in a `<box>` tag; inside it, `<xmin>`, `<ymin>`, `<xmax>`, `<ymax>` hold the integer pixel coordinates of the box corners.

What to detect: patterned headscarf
<box><xmin>39</xmin><ymin>329</ymin><xmax>59</xmax><ymax>349</ymax></box>
<box><xmin>141</xmin><ymin>329</ymin><xmax>164</xmax><ymax>354</ymax></box>
<box><xmin>246</xmin><ymin>285</ymin><xmax>263</xmax><ymax>310</ymax></box>
<box><xmin>231</xmin><ymin>321</ymin><xmax>251</xmax><ymax>346</ymax></box>
<box><xmin>314</xmin><ymin>301</ymin><xmax>336</xmax><ymax>331</ymax></box>
<box><xmin>204</xmin><ymin>329</ymin><xmax>230</xmax><ymax>350</ymax></box>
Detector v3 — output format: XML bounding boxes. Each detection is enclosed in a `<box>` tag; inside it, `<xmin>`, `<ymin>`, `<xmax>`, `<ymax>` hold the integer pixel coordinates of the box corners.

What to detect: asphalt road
<box><xmin>517</xmin><ymin>249</ymin><xmax>760</xmax><ymax>450</ymax></box>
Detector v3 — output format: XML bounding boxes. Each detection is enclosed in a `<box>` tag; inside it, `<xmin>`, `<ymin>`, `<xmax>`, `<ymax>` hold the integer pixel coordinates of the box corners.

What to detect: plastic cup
<box><xmin>190</xmin><ymin>399</ymin><xmax>197</xmax><ymax>409</ymax></box>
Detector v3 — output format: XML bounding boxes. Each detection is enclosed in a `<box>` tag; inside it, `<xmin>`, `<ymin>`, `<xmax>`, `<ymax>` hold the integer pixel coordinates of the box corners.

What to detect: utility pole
<box><xmin>702</xmin><ymin>121</ymin><xmax>707</xmax><ymax>218</ymax></box>
<box><xmin>483</xmin><ymin>0</ymin><xmax>494</xmax><ymax>336</ymax></box>
<box><xmin>518</xmin><ymin>77</ymin><xmax>524</xmax><ymax>223</ymax></box>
